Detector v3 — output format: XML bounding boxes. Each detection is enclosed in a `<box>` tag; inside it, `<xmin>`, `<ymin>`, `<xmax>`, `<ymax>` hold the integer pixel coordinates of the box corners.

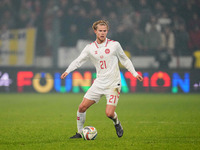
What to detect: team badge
<box><xmin>105</xmin><ymin>49</ymin><xmax>110</xmax><ymax>54</ymax></box>
<box><xmin>95</xmin><ymin>51</ymin><xmax>97</xmax><ymax>54</ymax></box>
<box><xmin>100</xmin><ymin>55</ymin><xmax>104</xmax><ymax>59</ymax></box>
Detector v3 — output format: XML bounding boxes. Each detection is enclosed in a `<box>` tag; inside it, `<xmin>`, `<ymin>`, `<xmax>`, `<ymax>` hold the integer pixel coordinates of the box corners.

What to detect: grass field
<box><xmin>0</xmin><ymin>93</ymin><xmax>200</xmax><ymax>150</ymax></box>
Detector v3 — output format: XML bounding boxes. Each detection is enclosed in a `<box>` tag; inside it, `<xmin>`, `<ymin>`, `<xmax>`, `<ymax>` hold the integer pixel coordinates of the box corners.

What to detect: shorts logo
<box><xmin>105</xmin><ymin>49</ymin><xmax>110</xmax><ymax>54</ymax></box>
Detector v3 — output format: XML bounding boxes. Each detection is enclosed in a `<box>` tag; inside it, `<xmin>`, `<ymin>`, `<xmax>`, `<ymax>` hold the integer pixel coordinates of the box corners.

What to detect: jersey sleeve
<box><xmin>65</xmin><ymin>45</ymin><xmax>89</xmax><ymax>74</ymax></box>
<box><xmin>116</xmin><ymin>42</ymin><xmax>138</xmax><ymax>77</ymax></box>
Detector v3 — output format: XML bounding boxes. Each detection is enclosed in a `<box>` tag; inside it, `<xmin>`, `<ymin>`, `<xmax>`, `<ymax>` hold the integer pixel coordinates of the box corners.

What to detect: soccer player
<box><xmin>61</xmin><ymin>20</ymin><xmax>143</xmax><ymax>138</ymax></box>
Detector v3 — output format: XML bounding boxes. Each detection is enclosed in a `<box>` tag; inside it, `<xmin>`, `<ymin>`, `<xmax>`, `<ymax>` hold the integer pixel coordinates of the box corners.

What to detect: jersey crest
<box><xmin>105</xmin><ymin>49</ymin><xmax>110</xmax><ymax>54</ymax></box>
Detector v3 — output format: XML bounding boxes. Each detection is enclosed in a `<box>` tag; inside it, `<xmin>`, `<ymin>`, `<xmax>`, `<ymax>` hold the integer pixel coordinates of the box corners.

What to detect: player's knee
<box><xmin>78</xmin><ymin>104</ymin><xmax>87</xmax><ymax>112</ymax></box>
<box><xmin>106</xmin><ymin>111</ymin><xmax>114</xmax><ymax>118</ymax></box>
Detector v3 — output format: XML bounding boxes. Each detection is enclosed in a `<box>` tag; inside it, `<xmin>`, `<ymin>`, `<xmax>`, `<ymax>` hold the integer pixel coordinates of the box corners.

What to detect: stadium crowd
<box><xmin>0</xmin><ymin>0</ymin><xmax>200</xmax><ymax>57</ymax></box>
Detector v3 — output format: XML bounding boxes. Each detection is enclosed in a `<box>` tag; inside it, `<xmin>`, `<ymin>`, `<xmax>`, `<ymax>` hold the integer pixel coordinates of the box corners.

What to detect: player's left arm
<box><xmin>116</xmin><ymin>42</ymin><xmax>143</xmax><ymax>82</ymax></box>
<box><xmin>136</xmin><ymin>74</ymin><xmax>143</xmax><ymax>81</ymax></box>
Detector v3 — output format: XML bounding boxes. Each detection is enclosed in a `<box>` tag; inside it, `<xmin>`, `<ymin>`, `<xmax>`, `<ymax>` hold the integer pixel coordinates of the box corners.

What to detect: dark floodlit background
<box><xmin>0</xmin><ymin>0</ymin><xmax>200</xmax><ymax>93</ymax></box>
<box><xmin>1</xmin><ymin>2</ymin><xmax>200</xmax><ymax>149</ymax></box>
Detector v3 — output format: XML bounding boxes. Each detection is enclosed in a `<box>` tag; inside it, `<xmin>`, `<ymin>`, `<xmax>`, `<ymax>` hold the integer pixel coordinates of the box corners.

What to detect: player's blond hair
<box><xmin>92</xmin><ymin>20</ymin><xmax>109</xmax><ymax>31</ymax></box>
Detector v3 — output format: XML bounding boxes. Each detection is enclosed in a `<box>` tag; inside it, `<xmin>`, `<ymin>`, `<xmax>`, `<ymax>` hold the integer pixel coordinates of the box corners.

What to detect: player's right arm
<box><xmin>60</xmin><ymin>45</ymin><xmax>89</xmax><ymax>79</ymax></box>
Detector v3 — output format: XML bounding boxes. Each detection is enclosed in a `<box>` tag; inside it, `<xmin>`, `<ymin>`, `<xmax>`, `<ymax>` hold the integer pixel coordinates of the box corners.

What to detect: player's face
<box><xmin>95</xmin><ymin>25</ymin><xmax>108</xmax><ymax>44</ymax></box>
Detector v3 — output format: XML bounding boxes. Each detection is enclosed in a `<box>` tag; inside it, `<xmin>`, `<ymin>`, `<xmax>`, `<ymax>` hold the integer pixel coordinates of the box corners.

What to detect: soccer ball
<box><xmin>81</xmin><ymin>126</ymin><xmax>97</xmax><ymax>140</ymax></box>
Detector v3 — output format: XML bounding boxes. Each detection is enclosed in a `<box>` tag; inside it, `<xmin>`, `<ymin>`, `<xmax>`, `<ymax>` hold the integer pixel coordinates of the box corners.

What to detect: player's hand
<box><xmin>60</xmin><ymin>72</ymin><xmax>68</xmax><ymax>79</ymax></box>
<box><xmin>136</xmin><ymin>74</ymin><xmax>143</xmax><ymax>82</ymax></box>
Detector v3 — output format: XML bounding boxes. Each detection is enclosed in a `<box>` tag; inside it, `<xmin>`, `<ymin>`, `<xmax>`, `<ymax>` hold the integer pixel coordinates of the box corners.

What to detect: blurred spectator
<box><xmin>114</xmin><ymin>19</ymin><xmax>133</xmax><ymax>50</ymax></box>
<box><xmin>18</xmin><ymin>0</ymin><xmax>33</xmax><ymax>28</ymax></box>
<box><xmin>70</xmin><ymin>0</ymin><xmax>82</xmax><ymax>13</ymax></box>
<box><xmin>90</xmin><ymin>8</ymin><xmax>103</xmax><ymax>22</ymax></box>
<box><xmin>118</xmin><ymin>0</ymin><xmax>134</xmax><ymax>16</ymax></box>
<box><xmin>106</xmin><ymin>11</ymin><xmax>119</xmax><ymax>38</ymax></box>
<box><xmin>0</xmin><ymin>0</ymin><xmax>16</xmax><ymax>16</ymax></box>
<box><xmin>161</xmin><ymin>26</ymin><xmax>175</xmax><ymax>55</ymax></box>
<box><xmin>0</xmin><ymin>23</ymin><xmax>9</xmax><ymax>33</ymax></box>
<box><xmin>145</xmin><ymin>25</ymin><xmax>162</xmax><ymax>55</ymax></box>
<box><xmin>120</xmin><ymin>14</ymin><xmax>133</xmax><ymax>30</ymax></box>
<box><xmin>145</xmin><ymin>15</ymin><xmax>161</xmax><ymax>33</ymax></box>
<box><xmin>88</xmin><ymin>0</ymin><xmax>98</xmax><ymax>17</ymax></box>
<box><xmin>187</xmin><ymin>13</ymin><xmax>200</xmax><ymax>31</ymax></box>
<box><xmin>85</xmin><ymin>27</ymin><xmax>95</xmax><ymax>41</ymax></box>
<box><xmin>0</xmin><ymin>10</ymin><xmax>16</xmax><ymax>29</ymax></box>
<box><xmin>0</xmin><ymin>0</ymin><xmax>200</xmax><ymax>58</ymax></box>
<box><xmin>155</xmin><ymin>49</ymin><xmax>171</xmax><ymax>69</ymax></box>
<box><xmin>100</xmin><ymin>0</ymin><xmax>115</xmax><ymax>15</ymax></box>
<box><xmin>43</xmin><ymin>15</ymin><xmax>53</xmax><ymax>56</ymax></box>
<box><xmin>60</xmin><ymin>0</ymin><xmax>69</xmax><ymax>11</ymax></box>
<box><xmin>130</xmin><ymin>27</ymin><xmax>147</xmax><ymax>55</ymax></box>
<box><xmin>152</xmin><ymin>1</ymin><xmax>164</xmax><ymax>17</ymax></box>
<box><xmin>158</xmin><ymin>11</ymin><xmax>172</xmax><ymax>28</ymax></box>
<box><xmin>61</xmin><ymin>8</ymin><xmax>78</xmax><ymax>35</ymax></box>
<box><xmin>42</xmin><ymin>0</ymin><xmax>55</xmax><ymax>56</ymax></box>
<box><xmin>180</xmin><ymin>1</ymin><xmax>198</xmax><ymax>24</ymax></box>
<box><xmin>169</xmin><ymin>6</ymin><xmax>178</xmax><ymax>17</ymax></box>
<box><xmin>34</xmin><ymin>0</ymin><xmax>42</xmax><ymax>17</ymax></box>
<box><xmin>77</xmin><ymin>8</ymin><xmax>89</xmax><ymax>39</ymax></box>
<box><xmin>171</xmin><ymin>14</ymin><xmax>185</xmax><ymax>31</ymax></box>
<box><xmin>174</xmin><ymin>24</ymin><xmax>190</xmax><ymax>56</ymax></box>
<box><xmin>44</xmin><ymin>0</ymin><xmax>55</xmax><ymax>17</ymax></box>
<box><xmin>26</xmin><ymin>12</ymin><xmax>38</xmax><ymax>28</ymax></box>
<box><xmin>188</xmin><ymin>25</ymin><xmax>200</xmax><ymax>52</ymax></box>
<box><xmin>163</xmin><ymin>0</ymin><xmax>182</xmax><ymax>17</ymax></box>
<box><xmin>131</xmin><ymin>11</ymin><xmax>141</xmax><ymax>27</ymax></box>
<box><xmin>135</xmin><ymin>0</ymin><xmax>152</xmax><ymax>30</ymax></box>
<box><xmin>63</xmin><ymin>24</ymin><xmax>79</xmax><ymax>47</ymax></box>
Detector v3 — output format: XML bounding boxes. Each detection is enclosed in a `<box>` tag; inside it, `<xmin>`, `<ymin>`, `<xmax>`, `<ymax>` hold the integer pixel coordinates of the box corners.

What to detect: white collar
<box><xmin>95</xmin><ymin>38</ymin><xmax>108</xmax><ymax>48</ymax></box>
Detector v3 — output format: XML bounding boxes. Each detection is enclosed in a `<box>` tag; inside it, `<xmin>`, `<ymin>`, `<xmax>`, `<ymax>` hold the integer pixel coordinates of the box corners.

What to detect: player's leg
<box><xmin>78</xmin><ymin>97</ymin><xmax>96</xmax><ymax>113</ymax></box>
<box><xmin>105</xmin><ymin>105</ymin><xmax>119</xmax><ymax>124</ymax></box>
<box><xmin>70</xmin><ymin>97</ymin><xmax>95</xmax><ymax>139</ymax></box>
<box><xmin>105</xmin><ymin>88</ymin><xmax>123</xmax><ymax>138</ymax></box>
<box><xmin>70</xmin><ymin>84</ymin><xmax>102</xmax><ymax>139</ymax></box>
<box><xmin>105</xmin><ymin>104</ymin><xmax>123</xmax><ymax>138</ymax></box>
<box><xmin>77</xmin><ymin>98</ymin><xmax>95</xmax><ymax>133</ymax></box>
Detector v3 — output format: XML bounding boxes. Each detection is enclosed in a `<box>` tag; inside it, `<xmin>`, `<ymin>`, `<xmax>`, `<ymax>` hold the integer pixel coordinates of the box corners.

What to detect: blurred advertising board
<box><xmin>0</xmin><ymin>68</ymin><xmax>199</xmax><ymax>93</ymax></box>
<box><xmin>0</xmin><ymin>28</ymin><xmax>36</xmax><ymax>66</ymax></box>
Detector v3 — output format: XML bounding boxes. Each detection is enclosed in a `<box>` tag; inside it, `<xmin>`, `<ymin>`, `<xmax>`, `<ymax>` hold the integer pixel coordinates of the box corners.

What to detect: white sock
<box><xmin>110</xmin><ymin>112</ymin><xmax>119</xmax><ymax>125</ymax></box>
<box><xmin>77</xmin><ymin>111</ymin><xmax>86</xmax><ymax>133</ymax></box>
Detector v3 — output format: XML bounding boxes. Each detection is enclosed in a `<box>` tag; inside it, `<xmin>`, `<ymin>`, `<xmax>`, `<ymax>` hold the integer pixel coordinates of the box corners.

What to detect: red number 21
<box><xmin>109</xmin><ymin>95</ymin><xmax>117</xmax><ymax>104</ymax></box>
<box><xmin>100</xmin><ymin>60</ymin><xmax>107</xmax><ymax>69</ymax></box>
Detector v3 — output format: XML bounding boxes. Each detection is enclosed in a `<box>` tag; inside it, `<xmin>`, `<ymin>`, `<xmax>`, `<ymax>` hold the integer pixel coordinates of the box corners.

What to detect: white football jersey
<box><xmin>65</xmin><ymin>38</ymin><xmax>138</xmax><ymax>88</ymax></box>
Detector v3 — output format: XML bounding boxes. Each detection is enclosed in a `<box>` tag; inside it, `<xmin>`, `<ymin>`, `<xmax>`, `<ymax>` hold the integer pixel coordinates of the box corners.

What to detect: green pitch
<box><xmin>0</xmin><ymin>93</ymin><xmax>200</xmax><ymax>150</ymax></box>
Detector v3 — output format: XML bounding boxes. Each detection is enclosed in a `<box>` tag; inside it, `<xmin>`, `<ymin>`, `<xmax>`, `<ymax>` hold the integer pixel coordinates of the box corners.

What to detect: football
<box><xmin>81</xmin><ymin>126</ymin><xmax>97</xmax><ymax>140</ymax></box>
